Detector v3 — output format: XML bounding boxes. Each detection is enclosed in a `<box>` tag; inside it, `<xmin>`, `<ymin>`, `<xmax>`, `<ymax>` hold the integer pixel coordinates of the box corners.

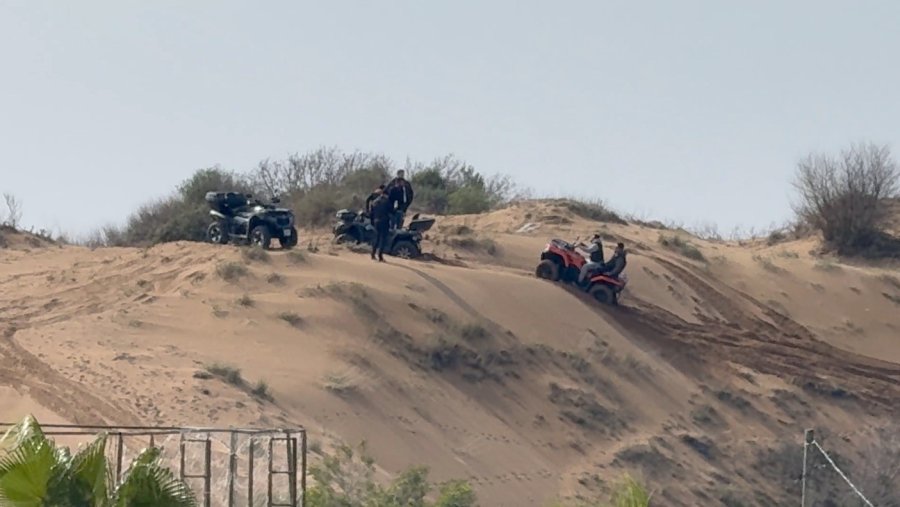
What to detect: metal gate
<box><xmin>0</xmin><ymin>423</ymin><xmax>307</xmax><ymax>507</ymax></box>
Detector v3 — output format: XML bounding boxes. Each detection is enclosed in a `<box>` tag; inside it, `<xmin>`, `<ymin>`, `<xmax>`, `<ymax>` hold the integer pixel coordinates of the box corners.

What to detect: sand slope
<box><xmin>1</xmin><ymin>202</ymin><xmax>898</xmax><ymax>506</ymax></box>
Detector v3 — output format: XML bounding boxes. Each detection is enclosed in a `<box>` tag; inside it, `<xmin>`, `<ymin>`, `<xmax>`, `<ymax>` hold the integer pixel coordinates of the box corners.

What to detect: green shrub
<box><xmin>85</xmin><ymin>148</ymin><xmax>519</xmax><ymax>246</ymax></box>
<box><xmin>306</xmin><ymin>441</ymin><xmax>476</xmax><ymax>507</ymax></box>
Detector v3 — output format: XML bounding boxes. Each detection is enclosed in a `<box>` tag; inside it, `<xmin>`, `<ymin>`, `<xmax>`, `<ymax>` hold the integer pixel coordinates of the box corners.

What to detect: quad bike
<box><xmin>205</xmin><ymin>191</ymin><xmax>298</xmax><ymax>250</ymax></box>
<box><xmin>332</xmin><ymin>208</ymin><xmax>435</xmax><ymax>258</ymax></box>
<box><xmin>535</xmin><ymin>238</ymin><xmax>628</xmax><ymax>305</ymax></box>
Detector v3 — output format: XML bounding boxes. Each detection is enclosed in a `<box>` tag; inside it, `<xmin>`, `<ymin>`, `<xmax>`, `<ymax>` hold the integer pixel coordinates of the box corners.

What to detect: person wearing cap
<box><xmin>577</xmin><ymin>234</ymin><xmax>605</xmax><ymax>286</ymax></box>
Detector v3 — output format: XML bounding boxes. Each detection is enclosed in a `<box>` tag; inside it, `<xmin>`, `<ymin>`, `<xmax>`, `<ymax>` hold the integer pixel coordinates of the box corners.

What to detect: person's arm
<box><xmin>405</xmin><ymin>181</ymin><xmax>414</xmax><ymax>208</ymax></box>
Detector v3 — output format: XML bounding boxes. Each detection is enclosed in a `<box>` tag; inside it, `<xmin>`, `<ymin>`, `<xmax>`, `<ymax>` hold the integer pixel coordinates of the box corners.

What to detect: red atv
<box><xmin>535</xmin><ymin>238</ymin><xmax>628</xmax><ymax>305</ymax></box>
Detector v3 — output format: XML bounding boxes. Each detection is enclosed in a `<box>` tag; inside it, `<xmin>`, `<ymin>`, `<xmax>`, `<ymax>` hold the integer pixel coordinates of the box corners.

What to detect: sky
<box><xmin>2</xmin><ymin>0</ymin><xmax>899</xmax><ymax>237</ymax></box>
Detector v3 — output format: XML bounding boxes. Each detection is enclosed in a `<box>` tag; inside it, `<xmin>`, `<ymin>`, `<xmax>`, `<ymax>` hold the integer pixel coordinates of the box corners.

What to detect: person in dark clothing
<box><xmin>387</xmin><ymin>170</ymin><xmax>414</xmax><ymax>228</ymax></box>
<box><xmin>601</xmin><ymin>242</ymin><xmax>627</xmax><ymax>277</ymax></box>
<box><xmin>365</xmin><ymin>184</ymin><xmax>386</xmax><ymax>216</ymax></box>
<box><xmin>368</xmin><ymin>189</ymin><xmax>393</xmax><ymax>261</ymax></box>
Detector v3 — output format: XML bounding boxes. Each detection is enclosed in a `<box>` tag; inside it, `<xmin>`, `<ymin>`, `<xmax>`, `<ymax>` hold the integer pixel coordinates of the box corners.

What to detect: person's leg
<box><xmin>371</xmin><ymin>219</ymin><xmax>384</xmax><ymax>259</ymax></box>
<box><xmin>579</xmin><ymin>262</ymin><xmax>600</xmax><ymax>285</ymax></box>
<box><xmin>377</xmin><ymin>222</ymin><xmax>389</xmax><ymax>261</ymax></box>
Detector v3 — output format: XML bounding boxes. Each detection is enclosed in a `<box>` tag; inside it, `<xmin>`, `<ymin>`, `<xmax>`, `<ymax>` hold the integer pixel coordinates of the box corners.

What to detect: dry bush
<box><xmin>205</xmin><ymin>363</ymin><xmax>243</xmax><ymax>386</ymax></box>
<box><xmin>753</xmin><ymin>255</ymin><xmax>786</xmax><ymax>273</ymax></box>
<box><xmin>203</xmin><ymin>363</ymin><xmax>273</xmax><ymax>400</ymax></box>
<box><xmin>550</xmin><ymin>198</ymin><xmax>627</xmax><ymax>225</ymax></box>
<box><xmin>242</xmin><ymin>246</ymin><xmax>270</xmax><ymax>263</ymax></box>
<box><xmin>215</xmin><ymin>261</ymin><xmax>248</xmax><ymax>281</ymax></box>
<box><xmin>278</xmin><ymin>311</ymin><xmax>304</xmax><ymax>328</ymax></box>
<box><xmin>792</xmin><ymin>142</ymin><xmax>900</xmax><ymax>257</ymax></box>
<box><xmin>445</xmin><ymin>236</ymin><xmax>499</xmax><ymax>256</ymax></box>
<box><xmin>1</xmin><ymin>193</ymin><xmax>23</xmax><ymax>228</ymax></box>
<box><xmin>287</xmin><ymin>250</ymin><xmax>307</xmax><ymax>263</ymax></box>
<box><xmin>658</xmin><ymin>234</ymin><xmax>705</xmax><ymax>262</ymax></box>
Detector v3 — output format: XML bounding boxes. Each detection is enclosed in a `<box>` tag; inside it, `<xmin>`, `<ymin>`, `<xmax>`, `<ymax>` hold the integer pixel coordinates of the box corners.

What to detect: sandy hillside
<box><xmin>1</xmin><ymin>202</ymin><xmax>899</xmax><ymax>506</ymax></box>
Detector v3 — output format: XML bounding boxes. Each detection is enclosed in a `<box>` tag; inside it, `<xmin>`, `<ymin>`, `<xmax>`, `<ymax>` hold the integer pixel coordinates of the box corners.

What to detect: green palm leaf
<box><xmin>0</xmin><ymin>430</ymin><xmax>57</xmax><ymax>507</ymax></box>
<box><xmin>110</xmin><ymin>447</ymin><xmax>197</xmax><ymax>507</ymax></box>
<box><xmin>45</xmin><ymin>433</ymin><xmax>112</xmax><ymax>507</ymax></box>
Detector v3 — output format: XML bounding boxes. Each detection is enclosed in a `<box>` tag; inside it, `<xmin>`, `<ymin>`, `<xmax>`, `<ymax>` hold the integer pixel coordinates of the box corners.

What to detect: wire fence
<box><xmin>0</xmin><ymin>422</ymin><xmax>307</xmax><ymax>507</ymax></box>
<box><xmin>801</xmin><ymin>428</ymin><xmax>880</xmax><ymax>507</ymax></box>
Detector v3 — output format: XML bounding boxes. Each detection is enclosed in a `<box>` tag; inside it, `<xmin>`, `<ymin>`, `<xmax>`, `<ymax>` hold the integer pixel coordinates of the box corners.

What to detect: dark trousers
<box><xmin>372</xmin><ymin>219</ymin><xmax>390</xmax><ymax>259</ymax></box>
<box><xmin>391</xmin><ymin>209</ymin><xmax>405</xmax><ymax>229</ymax></box>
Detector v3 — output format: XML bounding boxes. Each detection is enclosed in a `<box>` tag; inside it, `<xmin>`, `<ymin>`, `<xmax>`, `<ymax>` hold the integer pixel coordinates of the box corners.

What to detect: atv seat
<box><xmin>407</xmin><ymin>216</ymin><xmax>435</xmax><ymax>233</ymax></box>
<box><xmin>335</xmin><ymin>209</ymin><xmax>359</xmax><ymax>222</ymax></box>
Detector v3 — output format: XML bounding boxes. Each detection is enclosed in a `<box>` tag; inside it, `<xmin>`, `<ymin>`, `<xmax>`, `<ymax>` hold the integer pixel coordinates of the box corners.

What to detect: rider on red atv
<box><xmin>581</xmin><ymin>242</ymin><xmax>627</xmax><ymax>289</ymax></box>
<box><xmin>576</xmin><ymin>234</ymin><xmax>605</xmax><ymax>286</ymax></box>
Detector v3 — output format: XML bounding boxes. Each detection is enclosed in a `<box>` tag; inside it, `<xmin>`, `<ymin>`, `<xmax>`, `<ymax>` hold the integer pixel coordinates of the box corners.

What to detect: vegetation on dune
<box><xmin>792</xmin><ymin>142</ymin><xmax>900</xmax><ymax>258</ymax></box>
<box><xmin>657</xmin><ymin>234</ymin><xmax>705</xmax><ymax>262</ymax></box>
<box><xmin>307</xmin><ymin>441</ymin><xmax>476</xmax><ymax>507</ymax></box>
<box><xmin>545</xmin><ymin>473</ymin><xmax>652</xmax><ymax>507</ymax></box>
<box><xmin>5</xmin><ymin>139</ymin><xmax>894</xmax><ymax>260</ymax></box>
<box><xmin>0</xmin><ymin>415</ymin><xmax>196</xmax><ymax>506</ymax></box>
<box><xmin>85</xmin><ymin>148</ymin><xmax>521</xmax><ymax>246</ymax></box>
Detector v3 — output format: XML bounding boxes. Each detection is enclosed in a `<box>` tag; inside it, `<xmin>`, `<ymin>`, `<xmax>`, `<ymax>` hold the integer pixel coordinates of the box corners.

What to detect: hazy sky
<box><xmin>2</xmin><ymin>1</ymin><xmax>899</xmax><ymax>237</ymax></box>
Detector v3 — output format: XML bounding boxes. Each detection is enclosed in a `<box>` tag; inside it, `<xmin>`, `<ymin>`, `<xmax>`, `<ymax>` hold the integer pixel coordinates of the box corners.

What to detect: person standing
<box><xmin>365</xmin><ymin>184</ymin><xmax>385</xmax><ymax>217</ymax></box>
<box><xmin>368</xmin><ymin>188</ymin><xmax>393</xmax><ymax>262</ymax></box>
<box><xmin>387</xmin><ymin>169</ymin><xmax>414</xmax><ymax>228</ymax></box>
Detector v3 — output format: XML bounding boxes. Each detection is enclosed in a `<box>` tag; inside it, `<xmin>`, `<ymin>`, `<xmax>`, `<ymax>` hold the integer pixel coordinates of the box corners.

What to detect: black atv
<box><xmin>205</xmin><ymin>191</ymin><xmax>298</xmax><ymax>250</ymax></box>
<box><xmin>332</xmin><ymin>209</ymin><xmax>435</xmax><ymax>258</ymax></box>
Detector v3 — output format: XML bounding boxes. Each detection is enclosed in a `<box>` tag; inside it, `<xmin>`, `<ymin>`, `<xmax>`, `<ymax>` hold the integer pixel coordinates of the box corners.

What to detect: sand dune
<box><xmin>1</xmin><ymin>202</ymin><xmax>898</xmax><ymax>505</ymax></box>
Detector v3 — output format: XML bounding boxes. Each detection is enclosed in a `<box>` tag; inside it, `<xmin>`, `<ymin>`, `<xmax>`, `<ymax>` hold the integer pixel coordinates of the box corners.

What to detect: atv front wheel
<box><xmin>207</xmin><ymin>222</ymin><xmax>229</xmax><ymax>245</ymax></box>
<box><xmin>535</xmin><ymin>259</ymin><xmax>560</xmax><ymax>281</ymax></box>
<box><xmin>589</xmin><ymin>284</ymin><xmax>616</xmax><ymax>305</ymax></box>
<box><xmin>280</xmin><ymin>227</ymin><xmax>298</xmax><ymax>249</ymax></box>
<box><xmin>392</xmin><ymin>240</ymin><xmax>420</xmax><ymax>259</ymax></box>
<box><xmin>250</xmin><ymin>225</ymin><xmax>272</xmax><ymax>250</ymax></box>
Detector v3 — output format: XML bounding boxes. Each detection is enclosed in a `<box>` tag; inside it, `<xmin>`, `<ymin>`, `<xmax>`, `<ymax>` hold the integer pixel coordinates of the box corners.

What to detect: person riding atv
<box><xmin>577</xmin><ymin>242</ymin><xmax>627</xmax><ymax>290</ymax></box>
<box><xmin>576</xmin><ymin>234</ymin><xmax>605</xmax><ymax>286</ymax></box>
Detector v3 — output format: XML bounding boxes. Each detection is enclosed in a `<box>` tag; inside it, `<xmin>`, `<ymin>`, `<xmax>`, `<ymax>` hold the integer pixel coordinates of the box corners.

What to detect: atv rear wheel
<box><xmin>279</xmin><ymin>227</ymin><xmax>298</xmax><ymax>249</ymax></box>
<box><xmin>392</xmin><ymin>240</ymin><xmax>419</xmax><ymax>259</ymax></box>
<box><xmin>207</xmin><ymin>221</ymin><xmax>229</xmax><ymax>245</ymax></box>
<box><xmin>535</xmin><ymin>259</ymin><xmax>560</xmax><ymax>281</ymax></box>
<box><xmin>589</xmin><ymin>284</ymin><xmax>617</xmax><ymax>305</ymax></box>
<box><xmin>250</xmin><ymin>225</ymin><xmax>272</xmax><ymax>250</ymax></box>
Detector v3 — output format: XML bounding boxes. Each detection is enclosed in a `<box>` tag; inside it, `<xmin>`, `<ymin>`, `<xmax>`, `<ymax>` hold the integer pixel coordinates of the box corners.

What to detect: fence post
<box><xmin>228</xmin><ymin>432</ymin><xmax>237</xmax><ymax>507</ymax></box>
<box><xmin>801</xmin><ymin>429</ymin><xmax>814</xmax><ymax>507</ymax></box>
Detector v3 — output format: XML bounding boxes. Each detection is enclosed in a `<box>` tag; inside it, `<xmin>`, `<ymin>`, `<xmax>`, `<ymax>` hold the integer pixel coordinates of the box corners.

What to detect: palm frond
<box><xmin>0</xmin><ymin>433</ymin><xmax>57</xmax><ymax>506</ymax></box>
<box><xmin>111</xmin><ymin>447</ymin><xmax>197</xmax><ymax>507</ymax></box>
<box><xmin>0</xmin><ymin>416</ymin><xmax>46</xmax><ymax>454</ymax></box>
<box><xmin>47</xmin><ymin>433</ymin><xmax>112</xmax><ymax>507</ymax></box>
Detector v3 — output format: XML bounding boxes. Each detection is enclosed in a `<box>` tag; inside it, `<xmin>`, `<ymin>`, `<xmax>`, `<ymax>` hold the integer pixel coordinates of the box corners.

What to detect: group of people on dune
<box><xmin>363</xmin><ymin>170</ymin><xmax>415</xmax><ymax>262</ymax></box>
<box><xmin>356</xmin><ymin>169</ymin><xmax>628</xmax><ymax>281</ymax></box>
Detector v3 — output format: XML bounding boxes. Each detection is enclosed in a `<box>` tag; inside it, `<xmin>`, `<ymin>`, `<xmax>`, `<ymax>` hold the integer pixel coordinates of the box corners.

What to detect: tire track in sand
<box><xmin>616</xmin><ymin>256</ymin><xmax>900</xmax><ymax>412</ymax></box>
<box><xmin>1</xmin><ymin>326</ymin><xmax>142</xmax><ymax>426</ymax></box>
